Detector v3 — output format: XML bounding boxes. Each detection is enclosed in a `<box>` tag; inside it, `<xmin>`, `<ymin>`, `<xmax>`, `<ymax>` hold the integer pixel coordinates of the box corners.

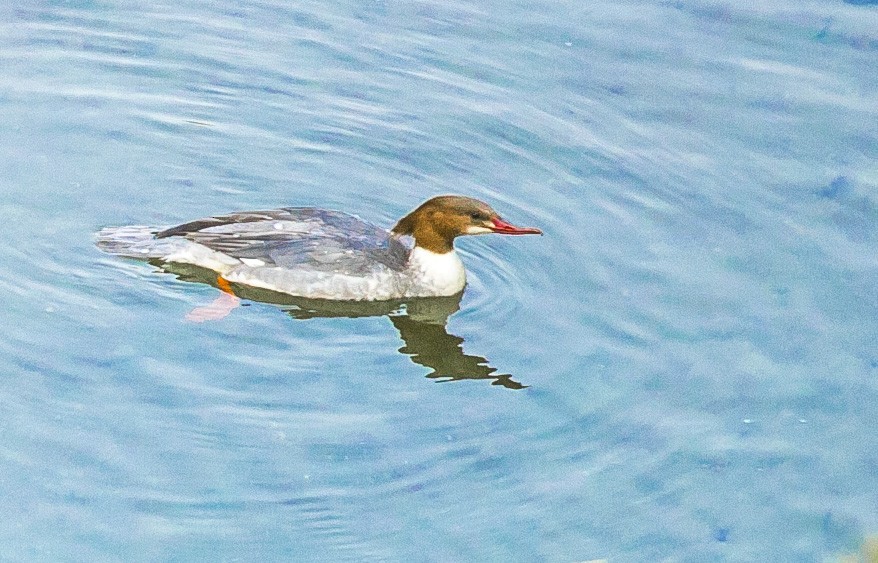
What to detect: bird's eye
<box><xmin>470</xmin><ymin>211</ymin><xmax>487</xmax><ymax>221</ymax></box>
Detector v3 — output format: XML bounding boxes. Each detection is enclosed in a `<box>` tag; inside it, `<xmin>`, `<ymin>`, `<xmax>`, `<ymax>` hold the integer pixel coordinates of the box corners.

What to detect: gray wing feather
<box><xmin>157</xmin><ymin>208</ymin><xmax>410</xmax><ymax>273</ymax></box>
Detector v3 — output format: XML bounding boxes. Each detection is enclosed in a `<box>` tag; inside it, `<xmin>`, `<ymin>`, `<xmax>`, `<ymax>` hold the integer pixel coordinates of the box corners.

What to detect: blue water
<box><xmin>2</xmin><ymin>0</ymin><xmax>877</xmax><ymax>560</ymax></box>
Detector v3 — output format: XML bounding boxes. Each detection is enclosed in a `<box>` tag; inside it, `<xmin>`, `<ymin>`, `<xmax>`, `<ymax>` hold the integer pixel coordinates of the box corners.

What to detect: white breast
<box><xmin>405</xmin><ymin>247</ymin><xmax>466</xmax><ymax>297</ymax></box>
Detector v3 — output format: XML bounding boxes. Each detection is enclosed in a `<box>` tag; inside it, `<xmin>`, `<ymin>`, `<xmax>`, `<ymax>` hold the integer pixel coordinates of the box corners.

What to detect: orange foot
<box><xmin>185</xmin><ymin>276</ymin><xmax>242</xmax><ymax>322</ymax></box>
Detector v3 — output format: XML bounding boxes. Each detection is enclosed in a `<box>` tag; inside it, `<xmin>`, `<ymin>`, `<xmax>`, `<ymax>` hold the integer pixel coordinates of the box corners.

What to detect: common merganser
<box><xmin>96</xmin><ymin>195</ymin><xmax>541</xmax><ymax>301</ymax></box>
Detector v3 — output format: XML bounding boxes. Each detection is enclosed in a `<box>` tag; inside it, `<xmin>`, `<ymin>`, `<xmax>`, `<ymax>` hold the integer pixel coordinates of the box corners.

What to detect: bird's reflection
<box><xmin>153</xmin><ymin>262</ymin><xmax>526</xmax><ymax>389</ymax></box>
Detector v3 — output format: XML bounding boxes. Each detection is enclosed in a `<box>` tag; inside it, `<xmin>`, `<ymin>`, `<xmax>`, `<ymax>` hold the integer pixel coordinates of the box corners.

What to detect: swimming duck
<box><xmin>96</xmin><ymin>195</ymin><xmax>541</xmax><ymax>301</ymax></box>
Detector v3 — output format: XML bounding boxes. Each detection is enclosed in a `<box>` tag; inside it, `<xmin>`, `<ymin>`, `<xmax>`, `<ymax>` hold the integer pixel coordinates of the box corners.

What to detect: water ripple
<box><xmin>2</xmin><ymin>0</ymin><xmax>878</xmax><ymax>559</ymax></box>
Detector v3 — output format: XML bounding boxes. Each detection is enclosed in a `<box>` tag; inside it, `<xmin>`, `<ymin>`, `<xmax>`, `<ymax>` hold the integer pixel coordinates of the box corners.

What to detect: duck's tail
<box><xmin>95</xmin><ymin>225</ymin><xmax>164</xmax><ymax>258</ymax></box>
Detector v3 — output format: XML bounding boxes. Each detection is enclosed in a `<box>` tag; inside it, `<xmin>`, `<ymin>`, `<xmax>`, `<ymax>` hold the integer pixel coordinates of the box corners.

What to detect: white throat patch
<box><xmin>464</xmin><ymin>225</ymin><xmax>494</xmax><ymax>235</ymax></box>
<box><xmin>407</xmin><ymin>247</ymin><xmax>466</xmax><ymax>296</ymax></box>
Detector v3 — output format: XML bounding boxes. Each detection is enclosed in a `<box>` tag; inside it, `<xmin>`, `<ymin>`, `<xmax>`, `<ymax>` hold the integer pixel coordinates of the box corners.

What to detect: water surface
<box><xmin>1</xmin><ymin>0</ymin><xmax>877</xmax><ymax>560</ymax></box>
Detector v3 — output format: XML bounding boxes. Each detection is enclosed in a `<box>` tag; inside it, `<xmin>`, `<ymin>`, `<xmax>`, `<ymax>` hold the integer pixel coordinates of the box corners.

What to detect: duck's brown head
<box><xmin>391</xmin><ymin>195</ymin><xmax>542</xmax><ymax>254</ymax></box>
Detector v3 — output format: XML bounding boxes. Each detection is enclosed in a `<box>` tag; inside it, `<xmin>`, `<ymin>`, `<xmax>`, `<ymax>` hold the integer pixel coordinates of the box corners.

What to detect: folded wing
<box><xmin>156</xmin><ymin>207</ymin><xmax>410</xmax><ymax>274</ymax></box>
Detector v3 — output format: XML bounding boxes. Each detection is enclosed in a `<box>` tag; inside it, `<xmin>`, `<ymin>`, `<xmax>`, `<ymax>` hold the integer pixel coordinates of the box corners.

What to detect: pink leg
<box><xmin>185</xmin><ymin>276</ymin><xmax>242</xmax><ymax>322</ymax></box>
